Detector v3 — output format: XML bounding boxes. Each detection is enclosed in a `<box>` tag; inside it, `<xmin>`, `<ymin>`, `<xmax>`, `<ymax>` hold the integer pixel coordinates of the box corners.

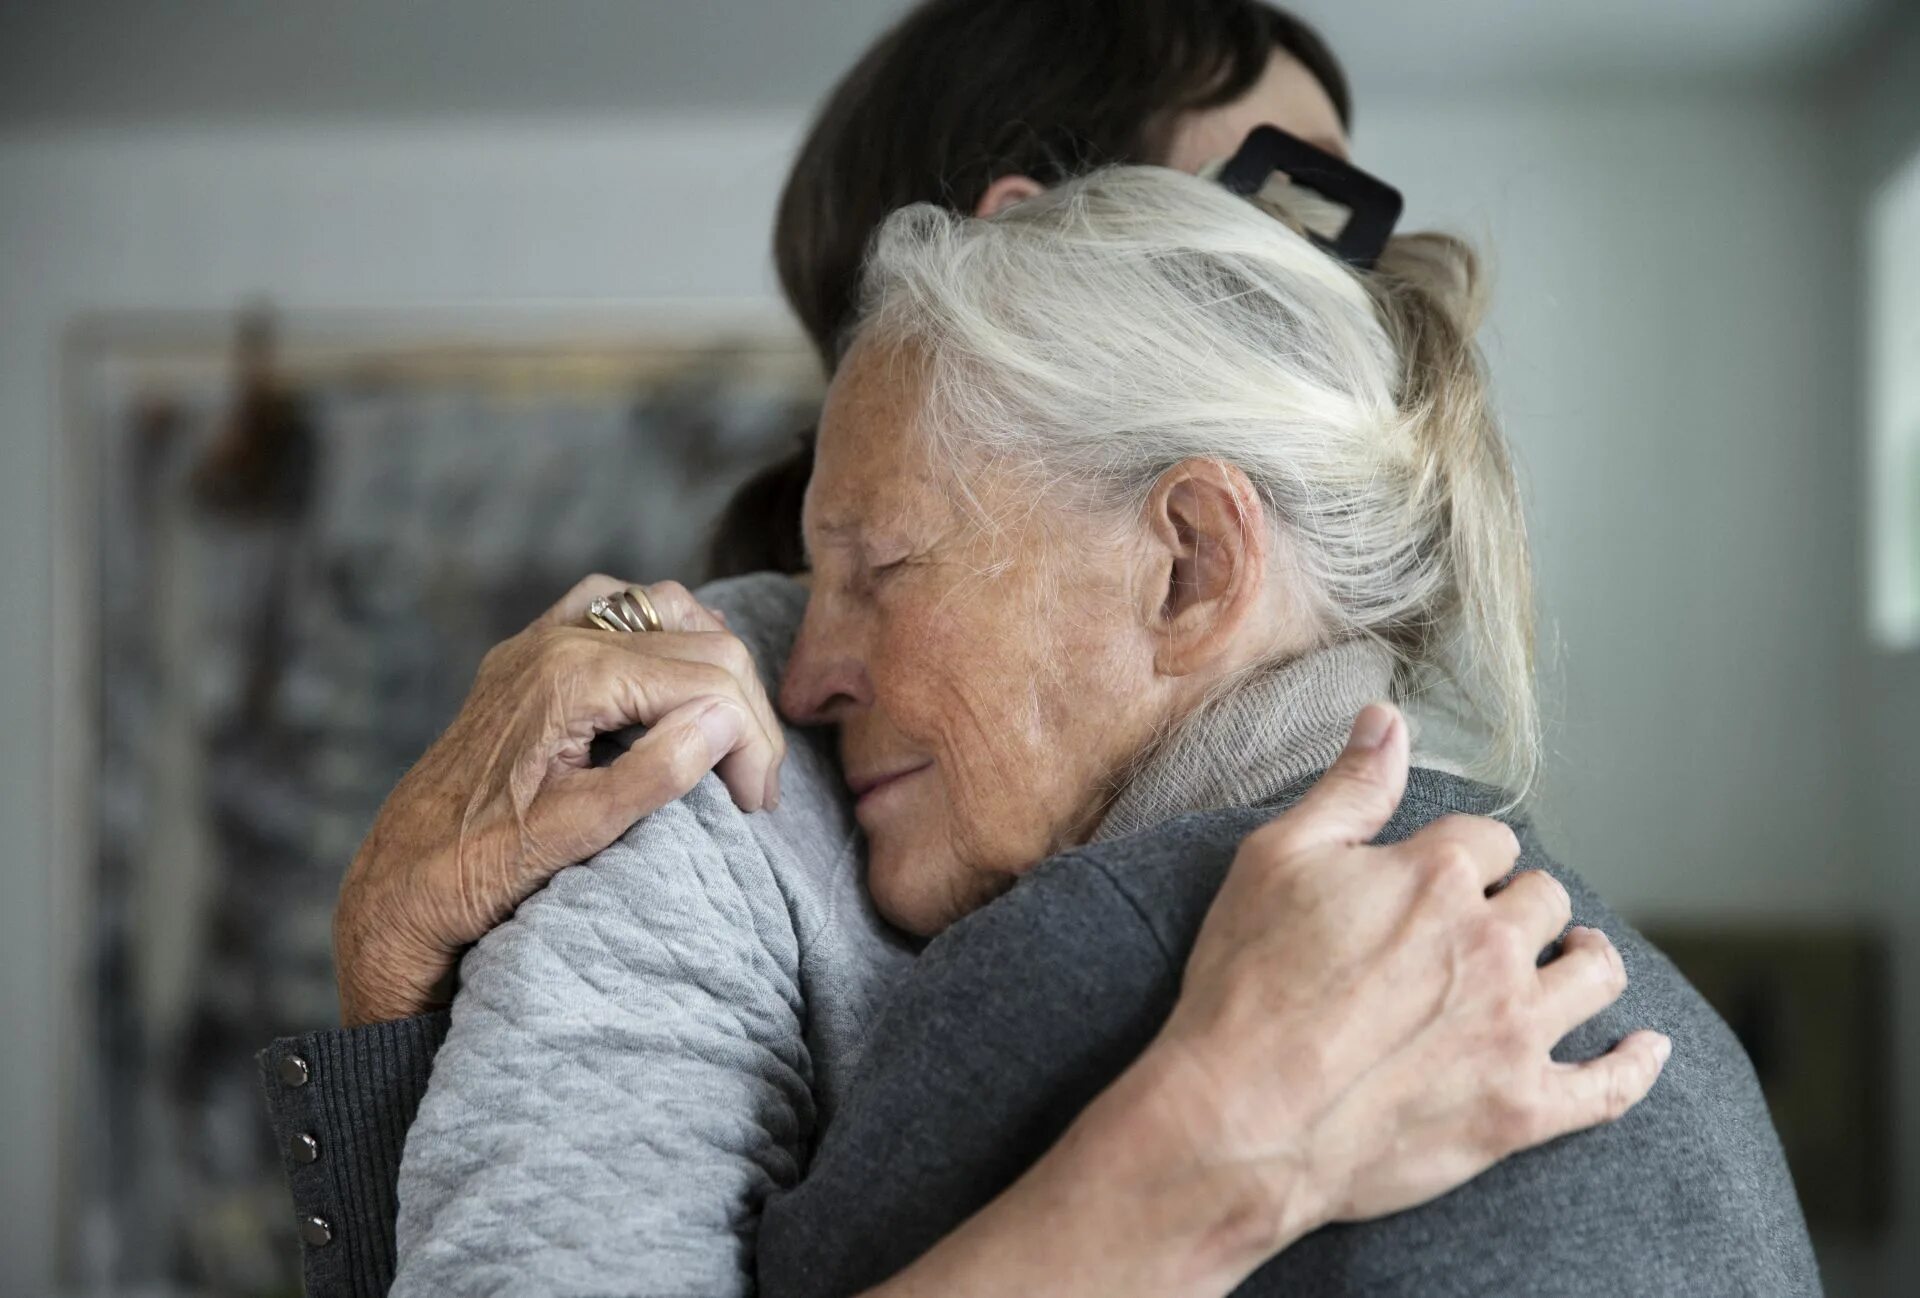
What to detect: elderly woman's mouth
<box><xmin>848</xmin><ymin>761</ymin><xmax>934</xmax><ymax>810</ymax></box>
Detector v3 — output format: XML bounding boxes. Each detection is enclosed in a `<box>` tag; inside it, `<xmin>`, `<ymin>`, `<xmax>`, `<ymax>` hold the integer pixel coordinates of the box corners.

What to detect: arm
<box><xmin>390</xmin><ymin>773</ymin><xmax>814</xmax><ymax>1297</ymax></box>
<box><xmin>333</xmin><ymin>574</ymin><xmax>792</xmax><ymax>1025</ymax></box>
<box><xmin>256</xmin><ymin>1013</ymin><xmax>450</xmax><ymax>1298</ymax></box>
<box><xmin>264</xmin><ymin>572</ymin><xmax>804</xmax><ymax>1290</ymax></box>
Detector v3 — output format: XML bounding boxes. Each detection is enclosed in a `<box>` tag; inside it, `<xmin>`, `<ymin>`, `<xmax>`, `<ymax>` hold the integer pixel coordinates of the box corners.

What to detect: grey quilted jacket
<box><xmin>388</xmin><ymin>573</ymin><xmax>915</xmax><ymax>1296</ymax></box>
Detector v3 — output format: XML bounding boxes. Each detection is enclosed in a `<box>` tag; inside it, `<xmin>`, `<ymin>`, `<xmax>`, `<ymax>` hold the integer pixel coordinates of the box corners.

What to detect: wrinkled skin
<box><xmin>776</xmin><ymin>341</ymin><xmax>1178</xmax><ymax>934</ymax></box>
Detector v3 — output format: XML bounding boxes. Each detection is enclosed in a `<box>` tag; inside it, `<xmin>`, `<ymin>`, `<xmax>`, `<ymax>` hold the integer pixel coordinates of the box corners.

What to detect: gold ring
<box><xmin>585</xmin><ymin>587</ymin><xmax>665</xmax><ymax>634</ymax></box>
<box><xmin>619</xmin><ymin>585</ymin><xmax>665</xmax><ymax>633</ymax></box>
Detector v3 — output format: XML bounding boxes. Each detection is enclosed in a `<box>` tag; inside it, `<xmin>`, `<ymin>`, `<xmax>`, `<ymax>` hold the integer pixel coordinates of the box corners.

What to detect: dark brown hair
<box><xmin>706</xmin><ymin>0</ymin><xmax>1351</xmax><ymax>579</ymax></box>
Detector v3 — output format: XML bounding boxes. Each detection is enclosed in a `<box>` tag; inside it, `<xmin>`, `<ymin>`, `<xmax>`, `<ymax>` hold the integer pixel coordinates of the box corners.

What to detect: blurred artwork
<box><xmin>71</xmin><ymin>310</ymin><xmax>820</xmax><ymax>1294</ymax></box>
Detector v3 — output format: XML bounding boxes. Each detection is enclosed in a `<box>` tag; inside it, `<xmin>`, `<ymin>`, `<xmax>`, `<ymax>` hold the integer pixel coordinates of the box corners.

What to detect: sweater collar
<box><xmin>1090</xmin><ymin>638</ymin><xmax>1397</xmax><ymax>843</ymax></box>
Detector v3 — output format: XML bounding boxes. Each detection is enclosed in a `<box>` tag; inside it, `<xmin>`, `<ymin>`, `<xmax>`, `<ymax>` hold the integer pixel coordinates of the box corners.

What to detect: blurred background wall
<box><xmin>1</xmin><ymin>1</ymin><xmax>1916</xmax><ymax>1293</ymax></box>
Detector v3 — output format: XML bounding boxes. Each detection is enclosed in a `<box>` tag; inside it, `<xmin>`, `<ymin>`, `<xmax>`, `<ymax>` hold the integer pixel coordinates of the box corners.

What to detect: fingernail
<box><xmin>695</xmin><ymin>700</ymin><xmax>743</xmax><ymax>760</ymax></box>
<box><xmin>1653</xmin><ymin>1034</ymin><xmax>1672</xmax><ymax>1064</ymax></box>
<box><xmin>1348</xmin><ymin>703</ymin><xmax>1394</xmax><ymax>752</ymax></box>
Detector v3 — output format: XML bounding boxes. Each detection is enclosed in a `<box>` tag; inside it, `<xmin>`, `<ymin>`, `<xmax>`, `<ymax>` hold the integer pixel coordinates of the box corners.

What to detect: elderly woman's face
<box><xmin>779</xmin><ymin>342</ymin><xmax>1166</xmax><ymax>935</ymax></box>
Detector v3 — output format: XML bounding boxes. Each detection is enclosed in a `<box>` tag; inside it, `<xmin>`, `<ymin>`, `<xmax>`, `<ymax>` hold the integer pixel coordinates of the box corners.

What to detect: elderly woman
<box><xmin>742</xmin><ymin>167</ymin><xmax>1818</xmax><ymax>1295</ymax></box>
<box><xmin>380</xmin><ymin>164</ymin><xmax>1815</xmax><ymax>1297</ymax></box>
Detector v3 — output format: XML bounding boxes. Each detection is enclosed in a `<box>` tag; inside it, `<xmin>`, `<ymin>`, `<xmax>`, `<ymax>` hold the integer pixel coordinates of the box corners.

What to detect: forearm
<box><xmin>333</xmin><ymin>864</ymin><xmax>459</xmax><ymax>1026</ymax></box>
<box><xmin>392</xmin><ymin>789</ymin><xmax>812</xmax><ymax>1297</ymax></box>
<box><xmin>862</xmin><ymin>1043</ymin><xmax>1313</xmax><ymax>1298</ymax></box>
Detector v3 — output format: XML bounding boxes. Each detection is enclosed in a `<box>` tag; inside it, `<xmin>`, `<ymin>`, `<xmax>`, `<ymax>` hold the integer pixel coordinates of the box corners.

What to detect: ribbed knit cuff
<box><xmin>256</xmin><ymin>1011</ymin><xmax>450</xmax><ymax>1298</ymax></box>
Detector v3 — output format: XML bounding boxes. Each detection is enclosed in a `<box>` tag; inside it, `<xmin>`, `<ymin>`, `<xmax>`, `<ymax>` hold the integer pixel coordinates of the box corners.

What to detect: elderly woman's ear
<box><xmin>1140</xmin><ymin>457</ymin><xmax>1299</xmax><ymax>678</ymax></box>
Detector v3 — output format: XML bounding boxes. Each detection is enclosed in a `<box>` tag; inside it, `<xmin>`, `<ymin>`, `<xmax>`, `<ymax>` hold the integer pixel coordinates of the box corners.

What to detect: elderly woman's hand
<box><xmin>872</xmin><ymin>703</ymin><xmax>1667</xmax><ymax>1298</ymax></box>
<box><xmin>332</xmin><ymin>575</ymin><xmax>787</xmax><ymax>1026</ymax></box>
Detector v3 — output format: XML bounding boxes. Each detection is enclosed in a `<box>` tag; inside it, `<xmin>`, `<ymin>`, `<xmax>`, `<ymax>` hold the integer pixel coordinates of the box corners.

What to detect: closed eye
<box><xmin>862</xmin><ymin>554</ymin><xmax>913</xmax><ymax>593</ymax></box>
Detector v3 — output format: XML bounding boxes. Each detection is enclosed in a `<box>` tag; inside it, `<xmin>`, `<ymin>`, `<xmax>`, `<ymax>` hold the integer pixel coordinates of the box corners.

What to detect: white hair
<box><xmin>851</xmin><ymin>164</ymin><xmax>1539</xmax><ymax>797</ymax></box>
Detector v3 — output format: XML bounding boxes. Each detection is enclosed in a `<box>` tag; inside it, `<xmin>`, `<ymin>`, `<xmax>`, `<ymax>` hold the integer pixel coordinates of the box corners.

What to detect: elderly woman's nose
<box><xmin>779</xmin><ymin>624</ymin><xmax>869</xmax><ymax>725</ymax></box>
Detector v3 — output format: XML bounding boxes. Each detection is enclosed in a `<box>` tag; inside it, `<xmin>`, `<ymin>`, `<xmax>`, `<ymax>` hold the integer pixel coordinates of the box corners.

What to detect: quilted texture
<box><xmin>391</xmin><ymin>574</ymin><xmax>916</xmax><ymax>1297</ymax></box>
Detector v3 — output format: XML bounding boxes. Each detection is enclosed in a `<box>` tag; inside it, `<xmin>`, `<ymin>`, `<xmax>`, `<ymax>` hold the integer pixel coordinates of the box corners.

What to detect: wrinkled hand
<box><xmin>1143</xmin><ymin>702</ymin><xmax>1669</xmax><ymax>1267</ymax></box>
<box><xmin>333</xmin><ymin>575</ymin><xmax>787</xmax><ymax>1025</ymax></box>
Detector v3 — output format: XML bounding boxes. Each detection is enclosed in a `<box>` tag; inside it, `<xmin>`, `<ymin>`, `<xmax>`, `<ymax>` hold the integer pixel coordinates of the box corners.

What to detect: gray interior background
<box><xmin>2</xmin><ymin>1</ymin><xmax>1917</xmax><ymax>1293</ymax></box>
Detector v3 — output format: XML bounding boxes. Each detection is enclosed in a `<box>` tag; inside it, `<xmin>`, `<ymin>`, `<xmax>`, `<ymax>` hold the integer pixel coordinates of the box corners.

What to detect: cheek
<box><xmin>868</xmin><ymin>577</ymin><xmax>1091</xmax><ymax>867</ymax></box>
<box><xmin>876</xmin><ymin>604</ymin><xmax>1047</xmax><ymax>784</ymax></box>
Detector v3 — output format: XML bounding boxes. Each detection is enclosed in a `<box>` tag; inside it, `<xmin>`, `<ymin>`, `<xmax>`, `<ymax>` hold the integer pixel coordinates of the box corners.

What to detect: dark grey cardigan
<box><xmin>755</xmin><ymin>768</ymin><xmax>1821</xmax><ymax>1298</ymax></box>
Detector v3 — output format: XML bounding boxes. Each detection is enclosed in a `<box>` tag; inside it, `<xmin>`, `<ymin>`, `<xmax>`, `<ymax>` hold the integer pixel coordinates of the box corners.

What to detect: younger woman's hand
<box><xmin>1145</xmin><ymin>701</ymin><xmax>1668</xmax><ymax>1267</ymax></box>
<box><xmin>332</xmin><ymin>575</ymin><xmax>787</xmax><ymax>1026</ymax></box>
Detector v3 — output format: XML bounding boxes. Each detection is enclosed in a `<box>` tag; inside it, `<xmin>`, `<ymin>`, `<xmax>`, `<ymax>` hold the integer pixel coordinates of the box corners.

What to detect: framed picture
<box><xmin>54</xmin><ymin>306</ymin><xmax>821</xmax><ymax>1293</ymax></box>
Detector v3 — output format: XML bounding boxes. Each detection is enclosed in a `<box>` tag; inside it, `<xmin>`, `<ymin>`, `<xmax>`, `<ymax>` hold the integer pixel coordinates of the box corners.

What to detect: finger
<box><xmin>560</xmin><ymin>640</ymin><xmax>780</xmax><ymax>813</ymax></box>
<box><xmin>1401</xmin><ymin>813</ymin><xmax>1523</xmax><ymax>893</ymax></box>
<box><xmin>1537</xmin><ymin>1029</ymin><xmax>1671</xmax><ymax>1140</ymax></box>
<box><xmin>617</xmin><ymin>630</ymin><xmax>782</xmax><ymax>722</ymax></box>
<box><xmin>545</xmin><ymin>695</ymin><xmax>751</xmax><ymax>848</ymax></box>
<box><xmin>540</xmin><ymin>585</ymin><xmax>784</xmax><ymax>807</ymax></box>
<box><xmin>536</xmin><ymin>573</ymin><xmax>641</xmax><ymax>629</ymax></box>
<box><xmin>629</xmin><ymin>580</ymin><xmax>725</xmax><ymax>634</ymax></box>
<box><xmin>595</xmin><ymin>628</ymin><xmax>787</xmax><ymax>809</ymax></box>
<box><xmin>1485</xmin><ymin>868</ymin><xmax>1571</xmax><ymax>950</ymax></box>
<box><xmin>1537</xmin><ymin>925</ymin><xmax>1629</xmax><ymax>1028</ymax></box>
<box><xmin>652</xmin><ymin>591</ymin><xmax>776</xmax><ymax>804</ymax></box>
<box><xmin>1255</xmin><ymin>702</ymin><xmax>1409</xmax><ymax>852</ymax></box>
<box><xmin>534</xmin><ymin>575</ymin><xmax>730</xmax><ymax>636</ymax></box>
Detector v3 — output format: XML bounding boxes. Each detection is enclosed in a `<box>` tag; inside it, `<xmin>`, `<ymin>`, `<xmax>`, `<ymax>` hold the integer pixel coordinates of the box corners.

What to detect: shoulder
<box><xmin>1241</xmin><ymin>770</ymin><xmax>1819</xmax><ymax>1295</ymax></box>
<box><xmin>1072</xmin><ymin>771</ymin><xmax>1816</xmax><ymax>1292</ymax></box>
<box><xmin>884</xmin><ymin>834</ymin><xmax>1183</xmax><ymax>1027</ymax></box>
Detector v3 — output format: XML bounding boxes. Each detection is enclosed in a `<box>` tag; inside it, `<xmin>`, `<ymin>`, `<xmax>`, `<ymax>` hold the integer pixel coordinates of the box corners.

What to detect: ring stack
<box><xmin>586</xmin><ymin>586</ymin><xmax>665</xmax><ymax>634</ymax></box>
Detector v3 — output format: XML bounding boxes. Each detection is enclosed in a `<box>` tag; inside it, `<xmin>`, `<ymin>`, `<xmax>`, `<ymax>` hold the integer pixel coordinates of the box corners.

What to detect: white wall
<box><xmin>0</xmin><ymin>93</ymin><xmax>1872</xmax><ymax>1287</ymax></box>
<box><xmin>1364</xmin><ymin>95</ymin><xmax>1864</xmax><ymax>921</ymax></box>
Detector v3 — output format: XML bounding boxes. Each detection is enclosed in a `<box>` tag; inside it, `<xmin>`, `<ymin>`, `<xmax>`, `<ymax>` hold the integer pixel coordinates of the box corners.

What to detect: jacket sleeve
<box><xmin>388</xmin><ymin>774</ymin><xmax>815</xmax><ymax>1298</ymax></box>
<box><xmin>256</xmin><ymin>1010</ymin><xmax>451</xmax><ymax>1298</ymax></box>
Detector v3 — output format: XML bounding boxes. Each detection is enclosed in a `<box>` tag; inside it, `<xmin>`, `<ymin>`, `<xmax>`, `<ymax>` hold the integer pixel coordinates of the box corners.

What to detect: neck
<box><xmin>1091</xmin><ymin>639</ymin><xmax>1397</xmax><ymax>843</ymax></box>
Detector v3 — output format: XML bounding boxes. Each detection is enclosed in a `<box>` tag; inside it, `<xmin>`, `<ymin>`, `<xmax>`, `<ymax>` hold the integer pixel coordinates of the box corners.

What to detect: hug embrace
<box><xmin>260</xmin><ymin>2</ymin><xmax>1819</xmax><ymax>1295</ymax></box>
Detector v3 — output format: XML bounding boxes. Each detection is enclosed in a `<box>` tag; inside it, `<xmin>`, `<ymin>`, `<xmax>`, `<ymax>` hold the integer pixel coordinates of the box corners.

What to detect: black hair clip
<box><xmin>1215</xmin><ymin>125</ymin><xmax>1403</xmax><ymax>271</ymax></box>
